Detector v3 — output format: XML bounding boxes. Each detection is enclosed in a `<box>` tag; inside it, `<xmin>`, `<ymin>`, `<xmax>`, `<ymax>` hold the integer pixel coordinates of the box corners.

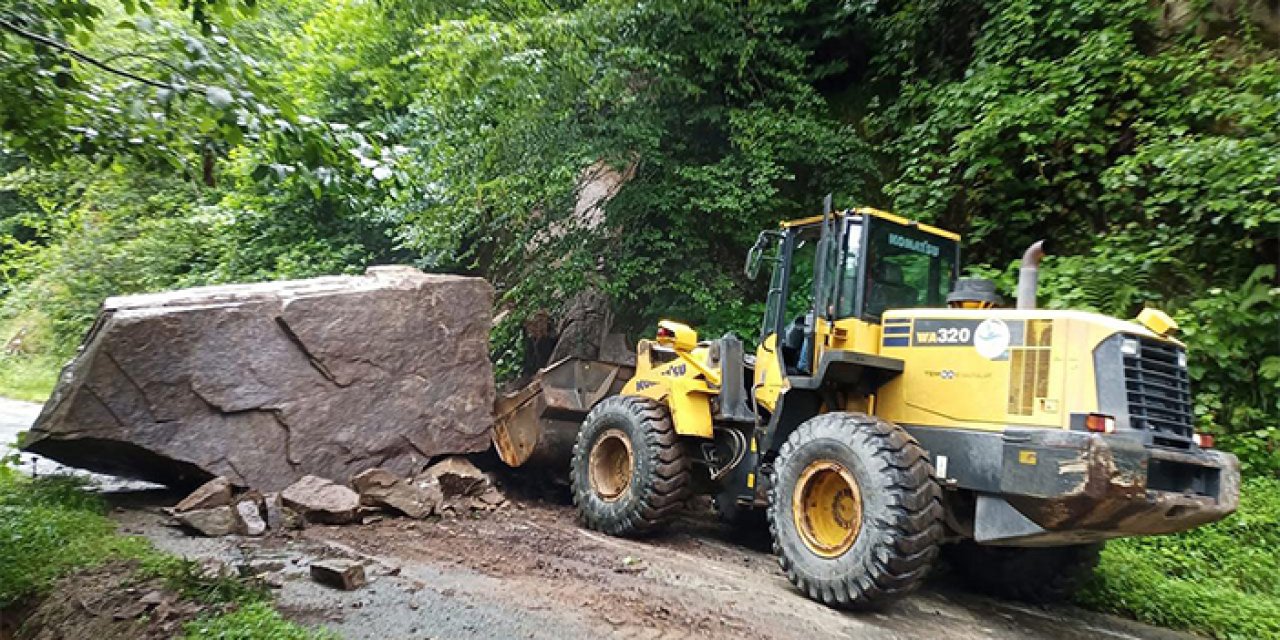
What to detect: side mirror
<box><xmin>744</xmin><ymin>232</ymin><xmax>771</xmax><ymax>280</ymax></box>
<box><xmin>745</xmin><ymin>246</ymin><xmax>763</xmax><ymax>280</ymax></box>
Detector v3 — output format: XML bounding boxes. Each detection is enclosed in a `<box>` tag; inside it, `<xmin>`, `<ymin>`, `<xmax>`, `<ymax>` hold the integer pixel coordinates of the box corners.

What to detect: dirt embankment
<box><xmin>2</xmin><ymin>562</ymin><xmax>211</xmax><ymax>640</ymax></box>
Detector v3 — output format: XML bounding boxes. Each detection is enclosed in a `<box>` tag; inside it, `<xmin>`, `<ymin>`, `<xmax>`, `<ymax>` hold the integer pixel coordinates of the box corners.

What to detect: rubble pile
<box><xmin>167</xmin><ymin>456</ymin><xmax>507</xmax><ymax>538</ymax></box>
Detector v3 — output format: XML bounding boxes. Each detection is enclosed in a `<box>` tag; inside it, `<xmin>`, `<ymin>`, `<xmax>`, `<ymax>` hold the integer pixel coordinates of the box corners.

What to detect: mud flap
<box><xmin>974</xmin><ymin>495</ymin><xmax>1046</xmax><ymax>544</ymax></box>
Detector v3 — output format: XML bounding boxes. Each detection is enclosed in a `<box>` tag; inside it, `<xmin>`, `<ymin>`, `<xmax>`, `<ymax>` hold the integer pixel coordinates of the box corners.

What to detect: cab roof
<box><xmin>779</xmin><ymin>207</ymin><xmax>961</xmax><ymax>242</ymax></box>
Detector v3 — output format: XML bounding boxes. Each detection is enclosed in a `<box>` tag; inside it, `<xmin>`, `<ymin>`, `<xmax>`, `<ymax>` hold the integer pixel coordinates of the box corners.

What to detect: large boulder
<box><xmin>23</xmin><ymin>266</ymin><xmax>495</xmax><ymax>491</ymax></box>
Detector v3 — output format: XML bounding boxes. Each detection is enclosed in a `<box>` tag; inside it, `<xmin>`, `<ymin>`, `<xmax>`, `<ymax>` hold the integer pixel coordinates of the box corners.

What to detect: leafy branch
<box><xmin>0</xmin><ymin>16</ymin><xmax>197</xmax><ymax>92</ymax></box>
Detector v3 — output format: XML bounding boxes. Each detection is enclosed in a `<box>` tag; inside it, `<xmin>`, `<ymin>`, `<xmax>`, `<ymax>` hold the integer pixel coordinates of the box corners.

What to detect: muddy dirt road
<box><xmin>5</xmin><ymin>398</ymin><xmax>1191</xmax><ymax>639</ymax></box>
<box><xmin>110</xmin><ymin>490</ymin><xmax>1193</xmax><ymax>640</ymax></box>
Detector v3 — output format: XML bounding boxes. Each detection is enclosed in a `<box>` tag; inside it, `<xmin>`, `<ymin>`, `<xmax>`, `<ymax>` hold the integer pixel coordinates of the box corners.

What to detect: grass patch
<box><xmin>1078</xmin><ymin>476</ymin><xmax>1280</xmax><ymax>639</ymax></box>
<box><xmin>0</xmin><ymin>466</ymin><xmax>329</xmax><ymax>638</ymax></box>
<box><xmin>0</xmin><ymin>311</ymin><xmax>64</xmax><ymax>403</ymax></box>
<box><xmin>183</xmin><ymin>602</ymin><xmax>336</xmax><ymax>640</ymax></box>
<box><xmin>0</xmin><ymin>468</ymin><xmax>153</xmax><ymax>606</ymax></box>
<box><xmin>0</xmin><ymin>353</ymin><xmax>59</xmax><ymax>403</ymax></box>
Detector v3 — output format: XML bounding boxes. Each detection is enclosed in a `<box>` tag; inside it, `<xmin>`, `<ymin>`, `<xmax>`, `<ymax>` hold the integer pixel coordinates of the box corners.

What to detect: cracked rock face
<box><xmin>22</xmin><ymin>266</ymin><xmax>495</xmax><ymax>491</ymax></box>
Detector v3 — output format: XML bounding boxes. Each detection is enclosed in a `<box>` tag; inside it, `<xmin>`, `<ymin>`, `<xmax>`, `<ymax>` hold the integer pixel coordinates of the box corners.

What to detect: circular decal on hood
<box><xmin>974</xmin><ymin>318</ymin><xmax>1011</xmax><ymax>359</ymax></box>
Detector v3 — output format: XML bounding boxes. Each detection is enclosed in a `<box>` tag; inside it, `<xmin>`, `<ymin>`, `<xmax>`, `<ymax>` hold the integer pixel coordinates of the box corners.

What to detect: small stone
<box><xmin>311</xmin><ymin>559</ymin><xmax>367</xmax><ymax>590</ymax></box>
<box><xmin>235</xmin><ymin>500</ymin><xmax>267</xmax><ymax>536</ymax></box>
<box><xmin>138</xmin><ymin>590</ymin><xmax>166</xmax><ymax>606</ymax></box>
<box><xmin>250</xmin><ymin>560</ymin><xmax>286</xmax><ymax>573</ymax></box>
<box><xmin>476</xmin><ymin>487</ymin><xmax>506</xmax><ymax>506</ymax></box>
<box><xmin>615</xmin><ymin>556</ymin><xmax>644</xmax><ymax>574</ymax></box>
<box><xmin>174</xmin><ymin>477</ymin><xmax>233</xmax><ymax>512</ymax></box>
<box><xmin>176</xmin><ymin>506</ymin><xmax>237</xmax><ymax>536</ymax></box>
<box><xmin>417</xmin><ymin>457</ymin><xmax>489</xmax><ymax>498</ymax></box>
<box><xmin>263</xmin><ymin>492</ymin><xmax>285</xmax><ymax>530</ymax></box>
<box><xmin>281</xmin><ymin>506</ymin><xmax>306</xmax><ymax>530</ymax></box>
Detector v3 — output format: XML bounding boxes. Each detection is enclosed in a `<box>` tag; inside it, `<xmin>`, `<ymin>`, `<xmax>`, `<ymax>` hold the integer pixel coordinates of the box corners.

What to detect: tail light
<box><xmin>1085</xmin><ymin>413</ymin><xmax>1116</xmax><ymax>434</ymax></box>
<box><xmin>1193</xmin><ymin>433</ymin><xmax>1215</xmax><ymax>448</ymax></box>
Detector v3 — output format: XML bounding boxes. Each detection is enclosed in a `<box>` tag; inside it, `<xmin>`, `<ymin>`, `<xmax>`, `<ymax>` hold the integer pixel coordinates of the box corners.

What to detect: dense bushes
<box><xmin>2</xmin><ymin>3</ymin><xmax>1275</xmax><ymax>461</ymax></box>
<box><xmin>1078</xmin><ymin>476</ymin><xmax>1280</xmax><ymax>639</ymax></box>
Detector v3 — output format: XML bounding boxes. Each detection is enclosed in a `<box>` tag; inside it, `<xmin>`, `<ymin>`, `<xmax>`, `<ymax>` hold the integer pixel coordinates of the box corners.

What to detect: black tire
<box><xmin>570</xmin><ymin>396</ymin><xmax>691</xmax><ymax>536</ymax></box>
<box><xmin>767</xmin><ymin>412</ymin><xmax>944</xmax><ymax>610</ymax></box>
<box><xmin>947</xmin><ymin>540</ymin><xmax>1103</xmax><ymax>603</ymax></box>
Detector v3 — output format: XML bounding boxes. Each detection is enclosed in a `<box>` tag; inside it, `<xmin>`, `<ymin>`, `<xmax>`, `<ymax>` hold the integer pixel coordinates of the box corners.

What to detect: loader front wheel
<box><xmin>571</xmin><ymin>396</ymin><xmax>691</xmax><ymax>536</ymax></box>
<box><xmin>768</xmin><ymin>413</ymin><xmax>944</xmax><ymax>610</ymax></box>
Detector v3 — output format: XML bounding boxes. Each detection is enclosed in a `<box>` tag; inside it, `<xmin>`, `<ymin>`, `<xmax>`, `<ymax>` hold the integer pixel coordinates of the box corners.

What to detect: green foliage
<box><xmin>1179</xmin><ymin>265</ymin><xmax>1280</xmax><ymax>475</ymax></box>
<box><xmin>1079</xmin><ymin>476</ymin><xmax>1280</xmax><ymax>638</ymax></box>
<box><xmin>142</xmin><ymin>555</ymin><xmax>271</xmax><ymax>605</ymax></box>
<box><xmin>184</xmin><ymin>602</ymin><xmax>335</xmax><ymax>640</ymax></box>
<box><xmin>861</xmin><ymin>0</ymin><xmax>1279</xmax><ymax>470</ymax></box>
<box><xmin>0</xmin><ymin>468</ymin><xmax>152</xmax><ymax>606</ymax></box>
<box><xmin>0</xmin><ymin>466</ymin><xmax>327</xmax><ymax>635</ymax></box>
<box><xmin>0</xmin><ymin>353</ymin><xmax>59</xmax><ymax>402</ymax></box>
<box><xmin>0</xmin><ymin>161</ymin><xmax>222</xmax><ymax>349</ymax></box>
<box><xmin>399</xmin><ymin>0</ymin><xmax>876</xmax><ymax>350</ymax></box>
<box><xmin>0</xmin><ymin>0</ymin><xmax>303</xmax><ymax>176</ymax></box>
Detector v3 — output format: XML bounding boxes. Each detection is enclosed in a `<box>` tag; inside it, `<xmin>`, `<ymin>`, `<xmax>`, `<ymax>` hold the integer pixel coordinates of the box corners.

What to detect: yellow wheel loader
<box><xmin>494</xmin><ymin>202</ymin><xmax>1240</xmax><ymax>609</ymax></box>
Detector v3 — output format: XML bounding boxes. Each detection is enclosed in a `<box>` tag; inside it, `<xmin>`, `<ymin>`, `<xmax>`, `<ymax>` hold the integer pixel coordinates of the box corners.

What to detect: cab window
<box><xmin>863</xmin><ymin>220</ymin><xmax>957</xmax><ymax>319</ymax></box>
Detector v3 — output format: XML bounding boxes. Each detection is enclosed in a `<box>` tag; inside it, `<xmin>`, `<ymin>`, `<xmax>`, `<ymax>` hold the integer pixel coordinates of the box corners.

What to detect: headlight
<box><xmin>1120</xmin><ymin>337</ymin><xmax>1141</xmax><ymax>356</ymax></box>
<box><xmin>1178</xmin><ymin>351</ymin><xmax>1188</xmax><ymax>369</ymax></box>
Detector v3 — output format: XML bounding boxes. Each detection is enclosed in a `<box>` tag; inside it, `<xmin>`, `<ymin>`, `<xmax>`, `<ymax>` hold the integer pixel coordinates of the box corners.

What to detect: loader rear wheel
<box><xmin>947</xmin><ymin>541</ymin><xmax>1103</xmax><ymax>603</ymax></box>
<box><xmin>768</xmin><ymin>412</ymin><xmax>944</xmax><ymax>610</ymax></box>
<box><xmin>571</xmin><ymin>396</ymin><xmax>691</xmax><ymax>536</ymax></box>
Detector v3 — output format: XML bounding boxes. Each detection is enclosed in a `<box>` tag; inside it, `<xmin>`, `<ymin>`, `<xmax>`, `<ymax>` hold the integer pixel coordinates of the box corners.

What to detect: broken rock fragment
<box><xmin>419</xmin><ymin>457</ymin><xmax>491</xmax><ymax>498</ymax></box>
<box><xmin>173</xmin><ymin>476</ymin><xmax>232</xmax><ymax>512</ymax></box>
<box><xmin>22</xmin><ymin>266</ymin><xmax>495</xmax><ymax>491</ymax></box>
<box><xmin>262</xmin><ymin>492</ymin><xmax>286</xmax><ymax>530</ymax></box>
<box><xmin>281</xmin><ymin>475</ymin><xmax>360</xmax><ymax>524</ymax></box>
<box><xmin>351</xmin><ymin>468</ymin><xmax>438</xmax><ymax>519</ymax></box>
<box><xmin>175</xmin><ymin>506</ymin><xmax>238</xmax><ymax>537</ymax></box>
<box><xmin>310</xmin><ymin>559</ymin><xmax>367</xmax><ymax>591</ymax></box>
<box><xmin>234</xmin><ymin>499</ymin><xmax>267</xmax><ymax>536</ymax></box>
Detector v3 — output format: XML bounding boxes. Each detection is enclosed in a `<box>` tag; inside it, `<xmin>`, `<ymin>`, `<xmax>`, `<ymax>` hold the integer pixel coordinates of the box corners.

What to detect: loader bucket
<box><xmin>493</xmin><ymin>358</ymin><xmax>634</xmax><ymax>472</ymax></box>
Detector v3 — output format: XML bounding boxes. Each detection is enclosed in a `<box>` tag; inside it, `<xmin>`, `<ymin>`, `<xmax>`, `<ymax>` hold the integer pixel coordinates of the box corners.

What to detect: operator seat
<box><xmin>781</xmin><ymin>315</ymin><xmax>805</xmax><ymax>373</ymax></box>
<box><xmin>866</xmin><ymin>262</ymin><xmax>918</xmax><ymax>318</ymax></box>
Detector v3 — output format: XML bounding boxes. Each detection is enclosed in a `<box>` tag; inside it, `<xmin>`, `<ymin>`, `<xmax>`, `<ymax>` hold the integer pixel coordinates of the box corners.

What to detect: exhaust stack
<box><xmin>1016</xmin><ymin>240</ymin><xmax>1046</xmax><ymax>310</ymax></box>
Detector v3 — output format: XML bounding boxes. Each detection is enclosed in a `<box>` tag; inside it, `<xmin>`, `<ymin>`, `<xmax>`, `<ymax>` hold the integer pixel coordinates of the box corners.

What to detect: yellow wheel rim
<box><xmin>793</xmin><ymin>460</ymin><xmax>862</xmax><ymax>558</ymax></box>
<box><xmin>589</xmin><ymin>428</ymin><xmax>633</xmax><ymax>502</ymax></box>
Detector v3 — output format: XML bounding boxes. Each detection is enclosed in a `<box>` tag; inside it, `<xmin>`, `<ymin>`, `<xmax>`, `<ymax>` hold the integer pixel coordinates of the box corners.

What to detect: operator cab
<box><xmin>746</xmin><ymin>208</ymin><xmax>960</xmax><ymax>376</ymax></box>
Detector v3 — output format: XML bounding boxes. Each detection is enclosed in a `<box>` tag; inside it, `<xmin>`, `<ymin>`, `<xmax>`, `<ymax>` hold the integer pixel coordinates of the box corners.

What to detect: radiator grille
<box><xmin>1124</xmin><ymin>336</ymin><xmax>1194</xmax><ymax>445</ymax></box>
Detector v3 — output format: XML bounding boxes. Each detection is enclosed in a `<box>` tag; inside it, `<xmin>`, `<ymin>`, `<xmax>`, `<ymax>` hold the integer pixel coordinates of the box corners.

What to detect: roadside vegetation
<box><xmin>0</xmin><ymin>465</ymin><xmax>328</xmax><ymax>638</ymax></box>
<box><xmin>0</xmin><ymin>0</ymin><xmax>1275</xmax><ymax>636</ymax></box>
<box><xmin>1079</xmin><ymin>476</ymin><xmax>1280</xmax><ymax>639</ymax></box>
